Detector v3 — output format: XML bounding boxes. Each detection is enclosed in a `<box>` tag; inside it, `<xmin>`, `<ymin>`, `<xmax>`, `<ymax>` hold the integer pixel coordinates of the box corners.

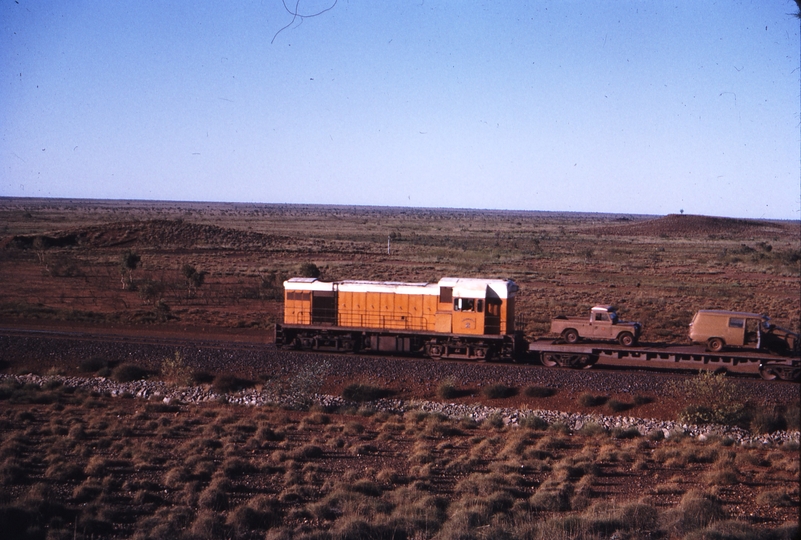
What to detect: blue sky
<box><xmin>2</xmin><ymin>1</ymin><xmax>799</xmax><ymax>219</ymax></box>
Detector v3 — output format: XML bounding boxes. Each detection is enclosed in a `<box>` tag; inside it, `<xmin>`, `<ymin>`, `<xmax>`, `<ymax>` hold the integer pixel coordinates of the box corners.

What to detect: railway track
<box><xmin>1</xmin><ymin>326</ymin><xmax>798</xmax><ymax>415</ymax></box>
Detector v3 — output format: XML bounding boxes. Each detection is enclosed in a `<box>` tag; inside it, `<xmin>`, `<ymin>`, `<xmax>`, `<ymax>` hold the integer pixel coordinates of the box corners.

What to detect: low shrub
<box><xmin>437</xmin><ymin>381</ymin><xmax>461</xmax><ymax>399</ymax></box>
<box><xmin>577</xmin><ymin>422</ymin><xmax>607</xmax><ymax>437</ymax></box>
<box><xmin>341</xmin><ymin>384</ymin><xmax>392</xmax><ymax>402</ymax></box>
<box><xmin>524</xmin><ymin>385</ymin><xmax>556</xmax><ymax>398</ymax></box>
<box><xmin>612</xmin><ymin>427</ymin><xmax>641</xmax><ymax>439</ymax></box>
<box><xmin>578</xmin><ymin>393</ymin><xmax>608</xmax><ymax>407</ymax></box>
<box><xmin>673</xmin><ymin>371</ymin><xmax>749</xmax><ymax>427</ymax></box>
<box><xmin>520</xmin><ymin>415</ymin><xmax>549</xmax><ymax>430</ymax></box>
<box><xmin>482</xmin><ymin>413</ymin><xmax>505</xmax><ymax>429</ymax></box>
<box><xmin>750</xmin><ymin>407</ymin><xmax>788</xmax><ymax>434</ymax></box>
<box><xmin>481</xmin><ymin>383</ymin><xmax>517</xmax><ymax>399</ymax></box>
<box><xmin>606</xmin><ymin>399</ymin><xmax>632</xmax><ymax>413</ymax></box>
<box><xmin>212</xmin><ymin>375</ymin><xmax>252</xmax><ymax>394</ymax></box>
<box><xmin>78</xmin><ymin>356</ymin><xmax>108</xmax><ymax>373</ymax></box>
<box><xmin>111</xmin><ymin>364</ymin><xmax>148</xmax><ymax>383</ymax></box>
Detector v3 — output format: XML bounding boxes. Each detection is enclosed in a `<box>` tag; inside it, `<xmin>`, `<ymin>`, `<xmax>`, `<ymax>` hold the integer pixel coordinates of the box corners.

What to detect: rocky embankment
<box><xmin>3</xmin><ymin>372</ymin><xmax>798</xmax><ymax>447</ymax></box>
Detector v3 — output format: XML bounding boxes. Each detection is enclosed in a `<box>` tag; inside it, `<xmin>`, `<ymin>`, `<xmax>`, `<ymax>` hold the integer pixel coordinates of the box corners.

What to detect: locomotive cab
<box><xmin>436</xmin><ymin>277</ymin><xmax>517</xmax><ymax>336</ymax></box>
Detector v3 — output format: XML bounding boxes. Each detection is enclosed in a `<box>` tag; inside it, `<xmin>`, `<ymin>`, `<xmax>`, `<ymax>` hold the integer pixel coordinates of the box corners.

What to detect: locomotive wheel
<box><xmin>618</xmin><ymin>332</ymin><xmax>635</xmax><ymax>347</ymax></box>
<box><xmin>581</xmin><ymin>355</ymin><xmax>598</xmax><ymax>369</ymax></box>
<box><xmin>541</xmin><ymin>353</ymin><xmax>558</xmax><ymax>367</ymax></box>
<box><xmin>707</xmin><ymin>337</ymin><xmax>725</xmax><ymax>352</ymax></box>
<box><xmin>758</xmin><ymin>367</ymin><xmax>777</xmax><ymax>381</ymax></box>
<box><xmin>563</xmin><ymin>329</ymin><xmax>579</xmax><ymax>344</ymax></box>
<box><xmin>426</xmin><ymin>343</ymin><xmax>443</xmax><ymax>359</ymax></box>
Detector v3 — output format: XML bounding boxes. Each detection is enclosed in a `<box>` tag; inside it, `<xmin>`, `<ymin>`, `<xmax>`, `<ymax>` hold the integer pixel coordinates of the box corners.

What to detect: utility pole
<box><xmin>387</xmin><ymin>235</ymin><xmax>391</xmax><ymax>255</ymax></box>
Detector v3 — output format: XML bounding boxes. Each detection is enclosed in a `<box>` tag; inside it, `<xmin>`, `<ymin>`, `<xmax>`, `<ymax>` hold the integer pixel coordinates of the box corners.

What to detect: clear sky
<box><xmin>2</xmin><ymin>1</ymin><xmax>800</xmax><ymax>219</ymax></box>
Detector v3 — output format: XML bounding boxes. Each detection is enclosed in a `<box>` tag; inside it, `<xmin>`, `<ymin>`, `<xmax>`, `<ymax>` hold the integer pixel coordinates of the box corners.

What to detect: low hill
<box><xmin>589</xmin><ymin>214</ymin><xmax>796</xmax><ymax>239</ymax></box>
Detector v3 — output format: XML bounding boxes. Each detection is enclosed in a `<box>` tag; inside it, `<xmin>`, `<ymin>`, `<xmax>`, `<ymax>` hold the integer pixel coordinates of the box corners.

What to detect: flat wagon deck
<box><xmin>528</xmin><ymin>339</ymin><xmax>800</xmax><ymax>381</ymax></box>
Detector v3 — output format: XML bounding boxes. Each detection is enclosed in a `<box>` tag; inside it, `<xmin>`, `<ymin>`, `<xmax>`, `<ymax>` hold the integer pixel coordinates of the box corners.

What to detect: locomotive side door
<box><xmin>485</xmin><ymin>298</ymin><xmax>501</xmax><ymax>335</ymax></box>
<box><xmin>311</xmin><ymin>291</ymin><xmax>336</xmax><ymax>325</ymax></box>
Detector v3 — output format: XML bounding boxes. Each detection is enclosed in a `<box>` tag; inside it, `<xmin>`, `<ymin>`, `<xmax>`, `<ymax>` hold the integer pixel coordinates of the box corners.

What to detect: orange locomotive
<box><xmin>274</xmin><ymin>277</ymin><xmax>526</xmax><ymax>360</ymax></box>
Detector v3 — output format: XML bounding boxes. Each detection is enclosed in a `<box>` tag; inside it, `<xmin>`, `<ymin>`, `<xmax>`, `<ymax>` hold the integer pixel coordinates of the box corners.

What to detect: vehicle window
<box><xmin>453</xmin><ymin>298</ymin><xmax>475</xmax><ymax>312</ymax></box>
<box><xmin>728</xmin><ymin>318</ymin><xmax>744</xmax><ymax>329</ymax></box>
<box><xmin>595</xmin><ymin>313</ymin><xmax>608</xmax><ymax>321</ymax></box>
<box><xmin>477</xmin><ymin>299</ymin><xmax>483</xmax><ymax>313</ymax></box>
<box><xmin>440</xmin><ymin>287</ymin><xmax>452</xmax><ymax>303</ymax></box>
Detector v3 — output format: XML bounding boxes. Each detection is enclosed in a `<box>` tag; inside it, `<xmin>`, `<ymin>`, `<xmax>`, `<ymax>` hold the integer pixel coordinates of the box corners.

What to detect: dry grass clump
<box><xmin>663</xmin><ymin>489</ymin><xmax>728</xmax><ymax>536</ymax></box>
<box><xmin>755</xmin><ymin>487</ymin><xmax>799</xmax><ymax>508</ymax></box>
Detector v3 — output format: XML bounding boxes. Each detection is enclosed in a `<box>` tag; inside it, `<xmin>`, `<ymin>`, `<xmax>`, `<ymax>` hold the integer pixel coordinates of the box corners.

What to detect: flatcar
<box><xmin>274</xmin><ymin>277</ymin><xmax>527</xmax><ymax>360</ymax></box>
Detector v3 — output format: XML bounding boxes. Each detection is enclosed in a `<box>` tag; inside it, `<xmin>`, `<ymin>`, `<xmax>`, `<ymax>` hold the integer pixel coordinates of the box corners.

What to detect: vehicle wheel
<box><xmin>618</xmin><ymin>332</ymin><xmax>635</xmax><ymax>347</ymax></box>
<box><xmin>707</xmin><ymin>338</ymin><xmax>724</xmax><ymax>352</ymax></box>
<box><xmin>759</xmin><ymin>367</ymin><xmax>778</xmax><ymax>381</ymax></box>
<box><xmin>541</xmin><ymin>353</ymin><xmax>558</xmax><ymax>367</ymax></box>
<box><xmin>563</xmin><ymin>329</ymin><xmax>579</xmax><ymax>344</ymax></box>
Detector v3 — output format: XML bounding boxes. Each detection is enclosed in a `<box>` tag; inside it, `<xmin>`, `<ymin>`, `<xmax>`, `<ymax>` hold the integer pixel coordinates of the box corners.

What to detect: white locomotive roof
<box><xmin>439</xmin><ymin>277</ymin><xmax>518</xmax><ymax>299</ymax></box>
<box><xmin>284</xmin><ymin>277</ymin><xmax>517</xmax><ymax>298</ymax></box>
<box><xmin>284</xmin><ymin>278</ymin><xmax>334</xmax><ymax>291</ymax></box>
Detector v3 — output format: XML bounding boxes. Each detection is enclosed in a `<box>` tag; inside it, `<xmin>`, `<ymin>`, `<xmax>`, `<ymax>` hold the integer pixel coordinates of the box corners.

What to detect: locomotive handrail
<box><xmin>288</xmin><ymin>310</ymin><xmax>431</xmax><ymax>331</ymax></box>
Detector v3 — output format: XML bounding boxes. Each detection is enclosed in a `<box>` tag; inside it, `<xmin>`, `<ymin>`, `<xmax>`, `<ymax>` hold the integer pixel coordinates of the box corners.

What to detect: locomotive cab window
<box><xmin>439</xmin><ymin>287</ymin><xmax>453</xmax><ymax>304</ymax></box>
<box><xmin>454</xmin><ymin>298</ymin><xmax>475</xmax><ymax>312</ymax></box>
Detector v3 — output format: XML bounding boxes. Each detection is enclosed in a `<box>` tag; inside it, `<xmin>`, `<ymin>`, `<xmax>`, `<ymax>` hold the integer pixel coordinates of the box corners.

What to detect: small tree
<box><xmin>181</xmin><ymin>264</ymin><xmax>206</xmax><ymax>297</ymax></box>
<box><xmin>138</xmin><ymin>279</ymin><xmax>165</xmax><ymax>306</ymax></box>
<box><xmin>120</xmin><ymin>251</ymin><xmax>141</xmax><ymax>289</ymax></box>
<box><xmin>674</xmin><ymin>370</ymin><xmax>748</xmax><ymax>427</ymax></box>
<box><xmin>297</xmin><ymin>262</ymin><xmax>321</xmax><ymax>278</ymax></box>
<box><xmin>32</xmin><ymin>235</ymin><xmax>49</xmax><ymax>270</ymax></box>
